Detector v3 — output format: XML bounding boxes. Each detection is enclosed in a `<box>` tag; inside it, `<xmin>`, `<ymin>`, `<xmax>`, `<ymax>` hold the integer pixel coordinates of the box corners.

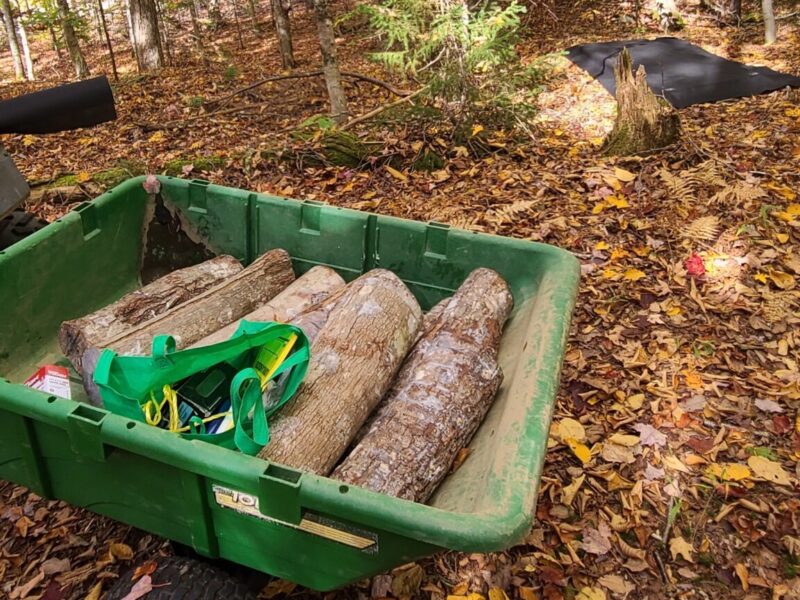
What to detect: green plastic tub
<box><xmin>0</xmin><ymin>176</ymin><xmax>579</xmax><ymax>590</ymax></box>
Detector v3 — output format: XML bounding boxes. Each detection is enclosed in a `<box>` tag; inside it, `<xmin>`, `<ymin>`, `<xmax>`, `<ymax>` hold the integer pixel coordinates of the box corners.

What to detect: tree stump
<box><xmin>332</xmin><ymin>268</ymin><xmax>513</xmax><ymax>502</ymax></box>
<box><xmin>602</xmin><ymin>48</ymin><xmax>680</xmax><ymax>156</ymax></box>
<box><xmin>81</xmin><ymin>249</ymin><xmax>295</xmax><ymax>405</ymax></box>
<box><xmin>60</xmin><ymin>255</ymin><xmax>243</xmax><ymax>372</ymax></box>
<box><xmin>190</xmin><ymin>266</ymin><xmax>345</xmax><ymax>348</ymax></box>
<box><xmin>258</xmin><ymin>269</ymin><xmax>422</xmax><ymax>474</ymax></box>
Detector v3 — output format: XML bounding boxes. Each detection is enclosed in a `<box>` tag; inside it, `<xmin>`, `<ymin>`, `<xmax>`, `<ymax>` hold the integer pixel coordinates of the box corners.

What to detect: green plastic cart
<box><xmin>0</xmin><ymin>177</ymin><xmax>579</xmax><ymax>591</ymax></box>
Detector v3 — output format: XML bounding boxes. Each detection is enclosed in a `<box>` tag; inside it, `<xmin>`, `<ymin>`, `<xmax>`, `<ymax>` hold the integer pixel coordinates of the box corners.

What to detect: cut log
<box><xmin>259</xmin><ymin>269</ymin><xmax>422</xmax><ymax>474</ymax></box>
<box><xmin>82</xmin><ymin>249</ymin><xmax>295</xmax><ymax>405</ymax></box>
<box><xmin>59</xmin><ymin>255</ymin><xmax>243</xmax><ymax>372</ymax></box>
<box><xmin>288</xmin><ymin>283</ymin><xmax>349</xmax><ymax>343</ymax></box>
<box><xmin>189</xmin><ymin>265</ymin><xmax>345</xmax><ymax>348</ymax></box>
<box><xmin>332</xmin><ymin>268</ymin><xmax>513</xmax><ymax>502</ymax></box>
<box><xmin>603</xmin><ymin>47</ymin><xmax>680</xmax><ymax>156</ymax></box>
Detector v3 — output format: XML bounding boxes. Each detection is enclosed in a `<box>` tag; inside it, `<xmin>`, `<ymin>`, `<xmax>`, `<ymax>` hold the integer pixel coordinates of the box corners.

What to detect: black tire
<box><xmin>0</xmin><ymin>208</ymin><xmax>48</xmax><ymax>250</ymax></box>
<box><xmin>104</xmin><ymin>556</ymin><xmax>258</xmax><ymax>600</ymax></box>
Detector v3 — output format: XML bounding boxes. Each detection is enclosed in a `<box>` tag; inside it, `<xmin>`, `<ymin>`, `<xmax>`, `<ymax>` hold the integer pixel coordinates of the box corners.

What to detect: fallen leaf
<box><xmin>557</xmin><ymin>418</ymin><xmax>586</xmax><ymax>442</ymax></box>
<box><xmin>148</xmin><ymin>131</ymin><xmax>165</xmax><ymax>143</ymax></box>
<box><xmin>706</xmin><ymin>463</ymin><xmax>751</xmax><ymax>481</ymax></box>
<box><xmin>518</xmin><ymin>588</ymin><xmax>537</xmax><ymax>600</ymax></box>
<box><xmin>644</xmin><ymin>464</ymin><xmax>665</xmax><ymax>480</ymax></box>
<box><xmin>685</xmin><ymin>253</ymin><xmax>705</xmax><ymax>278</ymax></box>
<box><xmin>623</xmin><ymin>268</ymin><xmax>646</xmax><ymax>281</ymax></box>
<box><xmin>614</xmin><ymin>167</ymin><xmax>636</xmax><ymax>182</ymax></box>
<box><xmin>755</xmin><ymin>398</ymin><xmax>784</xmax><ymax>413</ymax></box>
<box><xmin>385</xmin><ymin>165</ymin><xmax>408</xmax><ymax>182</ymax></box>
<box><xmin>607</xmin><ymin>433</ymin><xmax>639</xmax><ymax>447</ymax></box>
<box><xmin>734</xmin><ymin>563</ymin><xmax>749</xmax><ymax>592</ymax></box>
<box><xmin>262</xmin><ymin>579</ymin><xmax>297</xmax><ymax>599</ymax></box>
<box><xmin>75</xmin><ymin>171</ymin><xmax>92</xmax><ymax>183</ymax></box>
<box><xmin>670</xmin><ymin>535</ymin><xmax>694</xmax><ymax>563</ymax></box>
<box><xmin>662</xmin><ymin>455</ymin><xmax>691</xmax><ymax>473</ymax></box>
<box><xmin>747</xmin><ymin>455</ymin><xmax>792</xmax><ymax>486</ymax></box>
<box><xmin>41</xmin><ymin>557</ymin><xmax>71</xmax><ymax>576</ymax></box>
<box><xmin>626</xmin><ymin>394</ymin><xmax>644</xmax><ymax>409</ymax></box>
<box><xmin>133</xmin><ymin>561</ymin><xmax>158</xmax><ymax>581</ymax></box>
<box><xmin>84</xmin><ymin>582</ymin><xmax>102</xmax><ymax>600</ymax></box>
<box><xmin>565</xmin><ymin>438</ymin><xmax>592</xmax><ymax>464</ymax></box>
<box><xmin>120</xmin><ymin>575</ymin><xmax>153</xmax><ymax>600</ymax></box>
<box><xmin>601</xmin><ymin>442</ymin><xmax>636</xmax><ymax>464</ymax></box>
<box><xmin>769</xmin><ymin>270</ymin><xmax>796</xmax><ymax>290</ymax></box>
<box><xmin>581</xmin><ymin>521</ymin><xmax>612</xmax><ymax>555</ymax></box>
<box><xmin>391</xmin><ymin>564</ymin><xmax>423</xmax><ymax>598</ymax></box>
<box><xmin>576</xmin><ymin>587</ymin><xmax>606</xmax><ymax>600</ymax></box>
<box><xmin>561</xmin><ymin>475</ymin><xmax>585</xmax><ymax>506</ymax></box>
<box><xmin>782</xmin><ymin>535</ymin><xmax>800</xmax><ymax>556</ymax></box>
<box><xmin>633</xmin><ymin>423</ymin><xmax>667</xmax><ymax>448</ymax></box>
<box><xmin>597</xmin><ymin>574</ymin><xmax>634</xmax><ymax>595</ymax></box>
<box><xmin>607</xmin><ymin>195</ymin><xmax>629</xmax><ymax>209</ymax></box>
<box><xmin>109</xmin><ymin>543</ymin><xmax>134</xmax><ymax>561</ymax></box>
<box><xmin>11</xmin><ymin>570</ymin><xmax>45</xmax><ymax>599</ymax></box>
<box><xmin>488</xmin><ymin>589</ymin><xmax>508</xmax><ymax>600</ymax></box>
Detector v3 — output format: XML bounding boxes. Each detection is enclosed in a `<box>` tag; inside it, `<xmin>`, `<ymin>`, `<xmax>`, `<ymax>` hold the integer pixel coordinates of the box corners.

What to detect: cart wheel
<box><xmin>0</xmin><ymin>208</ymin><xmax>48</xmax><ymax>250</ymax></box>
<box><xmin>104</xmin><ymin>556</ymin><xmax>258</xmax><ymax>600</ymax></box>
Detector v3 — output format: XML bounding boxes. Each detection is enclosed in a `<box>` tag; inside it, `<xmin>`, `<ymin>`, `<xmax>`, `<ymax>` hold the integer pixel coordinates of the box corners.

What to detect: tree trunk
<box><xmin>271</xmin><ymin>0</ymin><xmax>294</xmax><ymax>68</ymax></box>
<box><xmin>49</xmin><ymin>24</ymin><xmax>63</xmax><ymax>58</ymax></box>
<box><xmin>124</xmin><ymin>0</ymin><xmax>138</xmax><ymax>62</ymax></box>
<box><xmin>762</xmin><ymin>0</ymin><xmax>776</xmax><ymax>43</ymax></box>
<box><xmin>56</xmin><ymin>0</ymin><xmax>90</xmax><ymax>78</ymax></box>
<box><xmin>191</xmin><ymin>265</ymin><xmax>345</xmax><ymax>348</ymax></box>
<box><xmin>258</xmin><ymin>270</ymin><xmax>422</xmax><ymax>474</ymax></box>
<box><xmin>208</xmin><ymin>0</ymin><xmax>223</xmax><ymax>27</ymax></box>
<box><xmin>602</xmin><ymin>48</ymin><xmax>680</xmax><ymax>156</ymax></box>
<box><xmin>97</xmin><ymin>0</ymin><xmax>118</xmax><ymax>79</ymax></box>
<box><xmin>0</xmin><ymin>0</ymin><xmax>24</xmax><ymax>79</ymax></box>
<box><xmin>313</xmin><ymin>0</ymin><xmax>348</xmax><ymax>123</ymax></box>
<box><xmin>14</xmin><ymin>4</ymin><xmax>33</xmax><ymax>80</ymax></box>
<box><xmin>60</xmin><ymin>255</ymin><xmax>243</xmax><ymax>372</ymax></box>
<box><xmin>246</xmin><ymin>0</ymin><xmax>259</xmax><ymax>31</ymax></box>
<box><xmin>81</xmin><ymin>249</ymin><xmax>295</xmax><ymax>404</ymax></box>
<box><xmin>129</xmin><ymin>0</ymin><xmax>163</xmax><ymax>70</ymax></box>
<box><xmin>232</xmin><ymin>0</ymin><xmax>244</xmax><ymax>48</ymax></box>
<box><xmin>155</xmin><ymin>0</ymin><xmax>172</xmax><ymax>65</ymax></box>
<box><xmin>333</xmin><ymin>268</ymin><xmax>512</xmax><ymax>502</ymax></box>
<box><xmin>188</xmin><ymin>0</ymin><xmax>207</xmax><ymax>67</ymax></box>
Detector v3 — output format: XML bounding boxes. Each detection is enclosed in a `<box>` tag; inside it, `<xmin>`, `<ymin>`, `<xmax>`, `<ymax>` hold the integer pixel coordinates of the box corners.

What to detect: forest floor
<box><xmin>2</xmin><ymin>0</ymin><xmax>800</xmax><ymax>598</ymax></box>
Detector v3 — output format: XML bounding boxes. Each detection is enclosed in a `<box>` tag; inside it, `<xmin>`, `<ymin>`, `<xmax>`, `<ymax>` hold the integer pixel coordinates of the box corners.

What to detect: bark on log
<box><xmin>60</xmin><ymin>255</ymin><xmax>243</xmax><ymax>372</ymax></box>
<box><xmin>602</xmin><ymin>47</ymin><xmax>680</xmax><ymax>156</ymax></box>
<box><xmin>332</xmin><ymin>268</ymin><xmax>513</xmax><ymax>502</ymax></box>
<box><xmin>259</xmin><ymin>269</ymin><xmax>422</xmax><ymax>474</ymax></box>
<box><xmin>82</xmin><ymin>249</ymin><xmax>295</xmax><ymax>404</ymax></box>
<box><xmin>190</xmin><ymin>265</ymin><xmax>345</xmax><ymax>348</ymax></box>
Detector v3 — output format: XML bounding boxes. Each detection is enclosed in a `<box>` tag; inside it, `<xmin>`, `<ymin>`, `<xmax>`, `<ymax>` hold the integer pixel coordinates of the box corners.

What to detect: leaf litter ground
<box><xmin>1</xmin><ymin>1</ymin><xmax>800</xmax><ymax>598</ymax></box>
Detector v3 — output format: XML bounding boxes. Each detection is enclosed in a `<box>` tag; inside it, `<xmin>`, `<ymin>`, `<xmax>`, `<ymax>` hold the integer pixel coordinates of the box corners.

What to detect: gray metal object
<box><xmin>0</xmin><ymin>147</ymin><xmax>30</xmax><ymax>221</ymax></box>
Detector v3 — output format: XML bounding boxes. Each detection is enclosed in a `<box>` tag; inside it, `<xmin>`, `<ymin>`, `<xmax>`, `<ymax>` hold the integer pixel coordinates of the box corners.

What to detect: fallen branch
<box><xmin>205</xmin><ymin>70</ymin><xmax>411</xmax><ymax>110</ymax></box>
<box><xmin>340</xmin><ymin>87</ymin><xmax>427</xmax><ymax>132</ymax></box>
<box><xmin>136</xmin><ymin>100</ymin><xmax>274</xmax><ymax>131</ymax></box>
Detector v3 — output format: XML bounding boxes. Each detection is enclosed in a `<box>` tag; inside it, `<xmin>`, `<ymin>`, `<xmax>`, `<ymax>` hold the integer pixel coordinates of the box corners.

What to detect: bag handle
<box><xmin>151</xmin><ymin>335</ymin><xmax>176</xmax><ymax>358</ymax></box>
<box><xmin>230</xmin><ymin>368</ymin><xmax>269</xmax><ymax>456</ymax></box>
<box><xmin>93</xmin><ymin>348</ymin><xmax>116</xmax><ymax>386</ymax></box>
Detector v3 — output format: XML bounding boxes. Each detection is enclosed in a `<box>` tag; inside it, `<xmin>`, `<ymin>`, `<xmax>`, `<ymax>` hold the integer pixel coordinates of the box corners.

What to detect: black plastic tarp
<box><xmin>567</xmin><ymin>37</ymin><xmax>800</xmax><ymax>108</ymax></box>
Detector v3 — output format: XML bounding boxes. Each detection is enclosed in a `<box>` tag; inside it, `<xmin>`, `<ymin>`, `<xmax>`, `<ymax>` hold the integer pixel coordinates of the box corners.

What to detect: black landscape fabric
<box><xmin>567</xmin><ymin>37</ymin><xmax>800</xmax><ymax>108</ymax></box>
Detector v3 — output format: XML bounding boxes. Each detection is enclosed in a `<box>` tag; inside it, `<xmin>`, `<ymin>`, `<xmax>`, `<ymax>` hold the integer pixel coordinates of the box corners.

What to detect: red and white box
<box><xmin>24</xmin><ymin>365</ymin><xmax>72</xmax><ymax>399</ymax></box>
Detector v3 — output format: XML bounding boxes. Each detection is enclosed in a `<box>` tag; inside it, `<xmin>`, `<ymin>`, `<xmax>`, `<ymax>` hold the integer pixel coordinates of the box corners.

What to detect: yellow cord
<box><xmin>256</xmin><ymin>334</ymin><xmax>297</xmax><ymax>390</ymax></box>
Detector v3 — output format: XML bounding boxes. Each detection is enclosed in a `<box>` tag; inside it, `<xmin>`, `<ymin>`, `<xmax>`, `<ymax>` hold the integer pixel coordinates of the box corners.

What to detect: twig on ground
<box><xmin>136</xmin><ymin>100</ymin><xmax>274</xmax><ymax>130</ymax></box>
<box><xmin>340</xmin><ymin>87</ymin><xmax>427</xmax><ymax>132</ymax></box>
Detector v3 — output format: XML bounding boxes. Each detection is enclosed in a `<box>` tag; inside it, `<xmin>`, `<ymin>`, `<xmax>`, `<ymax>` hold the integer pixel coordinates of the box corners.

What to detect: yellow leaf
<box><xmin>684</xmin><ymin>370</ymin><xmax>703</xmax><ymax>389</ymax></box>
<box><xmin>670</xmin><ymin>535</ymin><xmax>694</xmax><ymax>562</ymax></box>
<box><xmin>518</xmin><ymin>588</ymin><xmax>538</xmax><ymax>600</ymax></box>
<box><xmin>775</xmin><ymin>204</ymin><xmax>800</xmax><ymax>222</ymax></box>
<box><xmin>76</xmin><ymin>171</ymin><xmax>92</xmax><ymax>183</ymax></box>
<box><xmin>623</xmin><ymin>268</ymin><xmax>646</xmax><ymax>281</ymax></box>
<box><xmin>609</xmin><ymin>247</ymin><xmax>629</xmax><ymax>260</ymax></box>
<box><xmin>592</xmin><ymin>201</ymin><xmax>607</xmax><ymax>214</ymax></box>
<box><xmin>747</xmin><ymin>455</ymin><xmax>793</xmax><ymax>486</ymax></box>
<box><xmin>22</xmin><ymin>134</ymin><xmax>35</xmax><ymax>147</ymax></box>
<box><xmin>109</xmin><ymin>542</ymin><xmax>133</xmax><ymax>560</ymax></box>
<box><xmin>750</xmin><ymin>129</ymin><xmax>768</xmax><ymax>140</ymax></box>
<box><xmin>633</xmin><ymin>245</ymin><xmax>650</xmax><ymax>257</ymax></box>
<box><xmin>557</xmin><ymin>417</ymin><xmax>586</xmax><ymax>442</ymax></box>
<box><xmin>607</xmin><ymin>195</ymin><xmax>629</xmax><ymax>209</ymax></box>
<box><xmin>666</xmin><ymin>305</ymin><xmax>682</xmax><ymax>317</ymax></box>
<box><xmin>754</xmin><ymin>272</ymin><xmax>768</xmax><ymax>283</ymax></box>
<box><xmin>84</xmin><ymin>582</ymin><xmax>103</xmax><ymax>600</ymax></box>
<box><xmin>594</xmin><ymin>240</ymin><xmax>610</xmax><ymax>250</ymax></box>
<box><xmin>627</xmin><ymin>393</ymin><xmax>644</xmax><ymax>409</ymax></box>
<box><xmin>565</xmin><ymin>438</ymin><xmax>592</xmax><ymax>464</ymax></box>
<box><xmin>769</xmin><ymin>270</ymin><xmax>796</xmax><ymax>290</ymax></box>
<box><xmin>663</xmin><ymin>455</ymin><xmax>691</xmax><ymax>473</ymax></box>
<box><xmin>385</xmin><ymin>165</ymin><xmax>408</xmax><ymax>182</ymax></box>
<box><xmin>602</xmin><ymin>267</ymin><xmax>620</xmax><ymax>280</ymax></box>
<box><xmin>608</xmin><ymin>434</ymin><xmax>639</xmax><ymax>447</ymax></box>
<box><xmin>786</xmin><ymin>107</ymin><xmax>800</xmax><ymax>118</ymax></box>
<box><xmin>766</xmin><ymin>183</ymin><xmax>796</xmax><ymax>201</ymax></box>
<box><xmin>776</xmin><ymin>233</ymin><xmax>789</xmax><ymax>244</ymax></box>
<box><xmin>614</xmin><ymin>167</ymin><xmax>636</xmax><ymax>182</ymax></box>
<box><xmin>148</xmin><ymin>131</ymin><xmax>165</xmax><ymax>143</ymax></box>
<box><xmin>561</xmin><ymin>474</ymin><xmax>585</xmax><ymax>506</ymax></box>
<box><xmin>451</xmin><ymin>583</ymin><xmax>469</xmax><ymax>595</ymax></box>
<box><xmin>488</xmin><ymin>589</ymin><xmax>508</xmax><ymax>600</ymax></box>
<box><xmin>466</xmin><ymin>594</ymin><xmax>485</xmax><ymax>600</ymax></box>
<box><xmin>576</xmin><ymin>587</ymin><xmax>606</xmax><ymax>600</ymax></box>
<box><xmin>471</xmin><ymin>124</ymin><xmax>484</xmax><ymax>137</ymax></box>
<box><xmin>706</xmin><ymin>463</ymin><xmax>751</xmax><ymax>481</ymax></box>
<box><xmin>735</xmin><ymin>563</ymin><xmax>749</xmax><ymax>592</ymax></box>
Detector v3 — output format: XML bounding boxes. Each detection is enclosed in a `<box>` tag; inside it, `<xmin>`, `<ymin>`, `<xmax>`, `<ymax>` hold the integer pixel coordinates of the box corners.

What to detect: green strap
<box><xmin>264</xmin><ymin>347</ymin><xmax>309</xmax><ymax>418</ymax></box>
<box><xmin>151</xmin><ymin>335</ymin><xmax>176</xmax><ymax>358</ymax></box>
<box><xmin>230</xmin><ymin>368</ymin><xmax>268</xmax><ymax>455</ymax></box>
